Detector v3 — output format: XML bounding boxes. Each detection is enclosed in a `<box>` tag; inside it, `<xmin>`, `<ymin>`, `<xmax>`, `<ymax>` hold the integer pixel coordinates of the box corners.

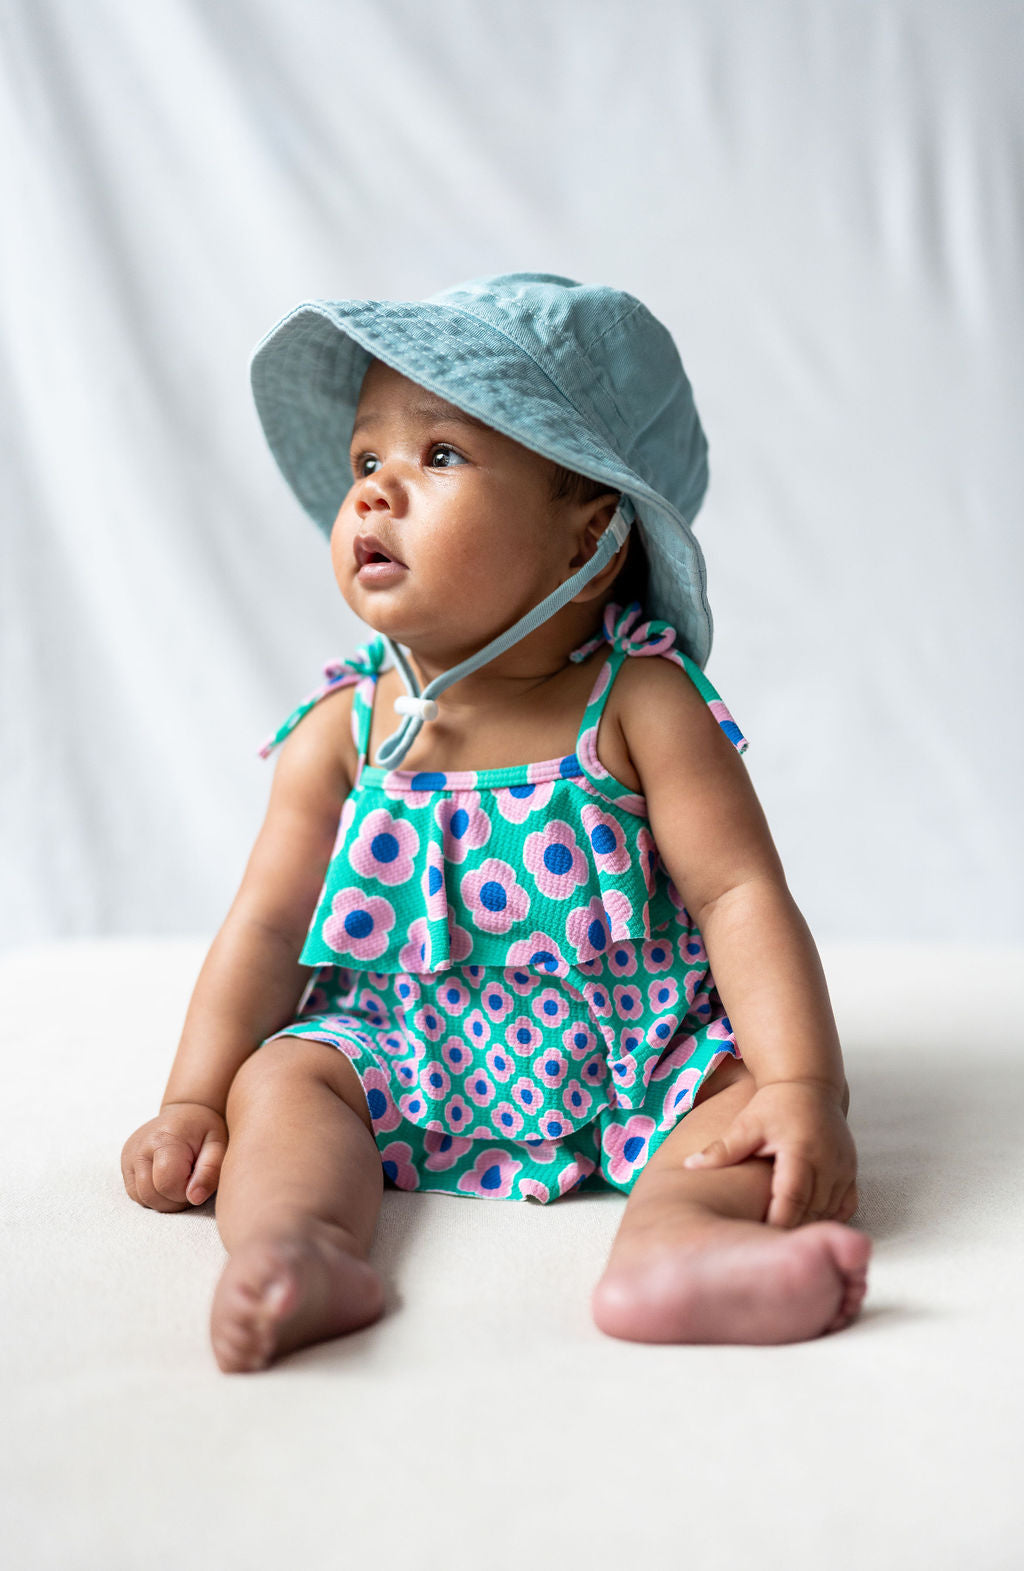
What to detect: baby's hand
<box><xmin>121</xmin><ymin>1102</ymin><xmax>228</xmax><ymax>1213</ymax></box>
<box><xmin>683</xmin><ymin>1078</ymin><xmax>858</xmax><ymax>1230</ymax></box>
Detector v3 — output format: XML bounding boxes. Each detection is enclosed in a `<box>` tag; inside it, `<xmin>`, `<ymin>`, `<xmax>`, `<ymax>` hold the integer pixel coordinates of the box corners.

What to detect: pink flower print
<box><xmin>436</xmin><ymin>976</ymin><xmax>471</xmax><ymax>1017</ymax></box>
<box><xmin>659</xmin><ymin>1066</ymin><xmax>703</xmax><ymax>1128</ymax></box>
<box><xmin>612</xmin><ymin>982</ymin><xmax>644</xmax><ymax>1021</ymax></box>
<box><xmin>440</xmin><ymin>1034</ymin><xmax>474</xmax><ymax>1076</ymax></box>
<box><xmin>505</xmin><ymin>932</ymin><xmax>570</xmax><ymax>978</ymax></box>
<box><xmin>491</xmin><ymin>1100</ymin><xmax>524</xmax><ymax>1137</ymax></box>
<box><xmin>457</xmin><ymin>1149</ymin><xmax>523</xmax><ymax>1200</ymax></box>
<box><xmin>523</xmin><ymin>820</ymin><xmax>589</xmax><ymax>900</ymax></box>
<box><xmin>607</xmin><ymin>942</ymin><xmax>638</xmax><ymax>977</ymax></box>
<box><xmin>399</xmin><ymin>916</ymin><xmax>433</xmax><ymax>973</ymax></box>
<box><xmin>507</xmin><ymin>1016</ymin><xmax>543</xmax><ymax>1056</ymax></box>
<box><xmin>356</xmin><ymin>1064</ymin><xmax>403</xmax><ymax>1134</ymax></box>
<box><xmin>504</xmin><ymin>966</ymin><xmax>541</xmax><ymax>996</ymax></box>
<box><xmin>485</xmin><ymin>1045</ymin><xmax>516</xmax><ymax>1084</ymax></box>
<box><xmin>648</xmin><ymin>975</ymin><xmax>679</xmax><ymax>1012</ymax></box>
<box><xmin>604</xmin><ymin>887</ymin><xmax>636</xmax><ymax>938</ymax></box>
<box><xmin>398</xmin><ymin>1086</ymin><xmax>431</xmax><ymax>1122</ymax></box>
<box><xmin>587</xmin><ymin>657</ymin><xmax>613</xmax><ymax>706</ymax></box>
<box><xmin>422</xmin><ymin>1128</ymin><xmax>474</xmax><ymax>1172</ymax></box>
<box><xmin>602</xmin><ymin>1114</ymin><xmax>657</xmax><ymax>1185</ymax></box>
<box><xmin>520</xmin><ymin>1177</ymin><xmax>551</xmax><ymax>1204</ymax></box>
<box><xmin>378</xmin><ymin>1139</ymin><xmax>419</xmax><ymax>1190</ymax></box>
<box><xmin>446</xmin><ymin>912</ymin><xmax>475</xmax><ymax>962</ymax></box>
<box><xmin>682</xmin><ymin>968</ymin><xmax>704</xmax><ymax>1008</ymax></box>
<box><xmin>580</xmin><ymin>1053</ymin><xmax>607</xmax><ymax>1091</ymax></box>
<box><xmin>436</xmin><ymin>793</ymin><xmax>491</xmax><ymax>863</ymax></box>
<box><xmin>462</xmin><ymin>858</ymin><xmax>530</xmax><ymax>933</ymax></box>
<box><xmin>443</xmin><ymin>1093</ymin><xmax>474</xmax><ymax>1136</ymax></box>
<box><xmin>635</xmin><ymin>824</ymin><xmax>658</xmax><ymax>894</ymax></box>
<box><xmin>642</xmin><ymin>937</ymin><xmax>674</xmax><ymax>973</ymax></box>
<box><xmin>581</xmin><ymin>978</ymin><xmax>613</xmax><ymax>1019</ymax></box>
<box><xmin>533</xmin><ymin>1045</ymin><xmax>569</xmax><ymax>1090</ymax></box>
<box><xmin>381</xmin><ymin>773</ymin><xmax>436</xmax><ymax>808</ymax></box>
<box><xmin>379</xmin><ymin>1032</ymin><xmax>407</xmax><ymax>1057</ymax></box>
<box><xmin>510</xmin><ymin>1075</ymin><xmax>545</xmax><ymax>1118</ymax></box>
<box><xmin>357</xmin><ymin>986</ymin><xmax>388</xmax><ymax>1019</ymax></box>
<box><xmin>646</xmin><ymin>1012</ymin><xmax>680</xmax><ymax>1054</ymax></box>
<box><xmin>524</xmin><ymin>767</ymin><xmax>559</xmax><ymax>794</ymax></box>
<box><xmin>665</xmin><ymin>877</ymin><xmax>685</xmax><ymax>911</ymax></box>
<box><xmin>423</xmin><ymin>840</ymin><xmax>447</xmax><ymax>921</ymax></box>
<box><xmin>531</xmin><ymin>986</ymin><xmax>570</xmax><ymax>1030</ymax></box>
<box><xmin>419</xmin><ymin>1059</ymin><xmax>452</xmax><ymax>1101</ymax></box>
<box><xmin>562</xmin><ymin>1020</ymin><xmax>600</xmax><ymax>1060</ymax></box>
<box><xmin>393</xmin><ymin>972</ymin><xmax>421</xmax><ymax>1011</ymax></box>
<box><xmin>412</xmin><ymin>1002</ymin><xmax>445</xmax><ymax>1042</ymax></box>
<box><xmin>333</xmin><ymin>795</ymin><xmax>356</xmax><ymax>854</ymax></box>
<box><xmin>481</xmin><ymin>980</ymin><xmax>514</xmax><ymax>1022</ymax></box>
<box><xmin>464</xmin><ymin>964</ymin><xmax>485</xmax><ymax>984</ymax></box>
<box><xmin>393</xmin><ymin>1044</ymin><xmax>427</xmax><ymax>1093</ymax></box>
<box><xmin>580</xmin><ymin>803</ymin><xmax>631</xmax><ymax>874</ymax></box>
<box><xmin>576</xmin><ymin>722</ymin><xmax>611</xmax><ymax>780</ymax></box>
<box><xmin>557</xmin><ymin>1157</ymin><xmax>596</xmax><ymax>1194</ymax></box>
<box><xmin>349</xmin><ymin>807</ymin><xmax>419</xmax><ymax>886</ymax></box>
<box><xmin>537</xmin><ymin>1107</ymin><xmax>572</xmax><ymax>1141</ymax></box>
<box><xmin>562</xmin><ymin>1078</ymin><xmax>594</xmax><ymax>1121</ymax></box>
<box><xmin>495</xmin><ymin>777</ymin><xmax>556</xmax><ymax>824</ymax></box>
<box><xmin>462</xmin><ymin>1008</ymin><xmax>492</xmax><ymax>1052</ymax></box>
<box><xmin>678</xmin><ymin>929</ymin><xmax>708</xmax><ymax>967</ymax></box>
<box><xmin>322</xmin><ymin>889</ymin><xmax>396</xmax><ymax>962</ymax></box>
<box><xmin>464</xmin><ymin>1067</ymin><xmax>496</xmax><ymax>1108</ymax></box>
<box><xmin>649</xmin><ymin>1032</ymin><xmax>699</xmax><ymax>1082</ymax></box>
<box><xmin>519</xmin><ymin>1136</ymin><xmax>559</xmax><ymax>1164</ymax></box>
<box><xmin>707</xmin><ymin>1015</ymin><xmax>736</xmax><ymax>1046</ymax></box>
<box><xmin>611</xmin><ymin>1049</ymin><xmax>639</xmax><ymax>1092</ymax></box>
<box><xmin>566</xmin><ymin>896</ymin><xmax>613</xmax><ymax>964</ymax></box>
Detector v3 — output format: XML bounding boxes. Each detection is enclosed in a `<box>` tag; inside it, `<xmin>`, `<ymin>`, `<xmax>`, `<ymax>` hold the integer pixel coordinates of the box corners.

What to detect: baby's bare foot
<box><xmin>210</xmin><ymin>1219</ymin><xmax>386</xmax><ymax>1373</ymax></box>
<box><xmin>592</xmin><ymin>1214</ymin><xmax>871</xmax><ymax>1346</ymax></box>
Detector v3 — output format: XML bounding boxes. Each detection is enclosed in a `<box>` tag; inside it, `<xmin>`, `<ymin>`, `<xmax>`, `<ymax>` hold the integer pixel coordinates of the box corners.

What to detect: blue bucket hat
<box><xmin>249</xmin><ymin>271</ymin><xmax>712</xmax><ymax>768</ymax></box>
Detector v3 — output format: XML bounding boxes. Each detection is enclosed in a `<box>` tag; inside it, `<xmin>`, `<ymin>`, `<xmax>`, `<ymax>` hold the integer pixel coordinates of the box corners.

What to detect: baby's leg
<box><xmin>210</xmin><ymin>1038</ymin><xmax>386</xmax><ymax>1373</ymax></box>
<box><xmin>591</xmin><ymin>1058</ymin><xmax>871</xmax><ymax>1345</ymax></box>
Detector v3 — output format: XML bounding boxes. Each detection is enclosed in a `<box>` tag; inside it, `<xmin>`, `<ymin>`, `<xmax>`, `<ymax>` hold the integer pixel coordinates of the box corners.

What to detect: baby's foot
<box><xmin>210</xmin><ymin>1219</ymin><xmax>386</xmax><ymax>1373</ymax></box>
<box><xmin>592</xmin><ymin>1215</ymin><xmax>871</xmax><ymax>1346</ymax></box>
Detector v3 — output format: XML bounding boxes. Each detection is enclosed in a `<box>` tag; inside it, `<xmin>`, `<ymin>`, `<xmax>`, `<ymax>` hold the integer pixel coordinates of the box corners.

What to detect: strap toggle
<box><xmin>393</xmin><ymin>694</ymin><xmax>439</xmax><ymax>722</ymax></box>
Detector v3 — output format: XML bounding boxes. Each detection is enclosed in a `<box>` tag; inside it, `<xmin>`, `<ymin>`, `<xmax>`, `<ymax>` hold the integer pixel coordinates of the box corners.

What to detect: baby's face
<box><xmin>331</xmin><ymin>360</ymin><xmax>575</xmax><ymax>655</ymax></box>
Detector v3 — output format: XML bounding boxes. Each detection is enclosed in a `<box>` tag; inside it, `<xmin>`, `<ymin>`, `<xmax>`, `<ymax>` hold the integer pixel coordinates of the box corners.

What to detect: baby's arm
<box><xmin>120</xmin><ymin>684</ymin><xmax>355</xmax><ymax>1212</ymax></box>
<box><xmin>621</xmin><ymin>659</ymin><xmax>857</xmax><ymax>1230</ymax></box>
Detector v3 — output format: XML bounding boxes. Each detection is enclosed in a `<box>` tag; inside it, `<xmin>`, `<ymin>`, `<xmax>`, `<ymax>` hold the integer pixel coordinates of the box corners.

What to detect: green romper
<box><xmin>258</xmin><ymin>601</ymin><xmax>749</xmax><ymax>1205</ymax></box>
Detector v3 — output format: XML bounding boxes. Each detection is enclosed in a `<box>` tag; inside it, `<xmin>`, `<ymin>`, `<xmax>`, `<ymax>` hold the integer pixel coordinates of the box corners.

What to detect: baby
<box><xmin>121</xmin><ymin>272</ymin><xmax>871</xmax><ymax>1373</ymax></box>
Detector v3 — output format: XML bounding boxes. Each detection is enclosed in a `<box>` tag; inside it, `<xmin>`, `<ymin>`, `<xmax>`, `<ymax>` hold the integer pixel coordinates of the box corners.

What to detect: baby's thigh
<box><xmin>229</xmin><ymin>1036</ymin><xmax>375</xmax><ymax>1135</ymax></box>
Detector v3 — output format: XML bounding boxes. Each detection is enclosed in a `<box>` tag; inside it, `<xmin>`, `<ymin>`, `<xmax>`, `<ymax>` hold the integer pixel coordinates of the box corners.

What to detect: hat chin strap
<box><xmin>374</xmin><ymin>496</ymin><xmax>635</xmax><ymax>770</ymax></box>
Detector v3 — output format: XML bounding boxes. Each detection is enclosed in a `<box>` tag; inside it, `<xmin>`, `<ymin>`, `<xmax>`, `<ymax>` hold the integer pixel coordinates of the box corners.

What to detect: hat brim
<box><xmin>249</xmin><ymin>299</ymin><xmax>713</xmax><ymax>665</ymax></box>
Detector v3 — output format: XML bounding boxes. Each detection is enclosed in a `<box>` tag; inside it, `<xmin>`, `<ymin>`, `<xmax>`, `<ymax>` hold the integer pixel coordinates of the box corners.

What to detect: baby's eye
<box><xmin>352</xmin><ymin>452</ymin><xmax>380</xmax><ymax>478</ymax></box>
<box><xmin>429</xmin><ymin>443</ymin><xmax>466</xmax><ymax>468</ymax></box>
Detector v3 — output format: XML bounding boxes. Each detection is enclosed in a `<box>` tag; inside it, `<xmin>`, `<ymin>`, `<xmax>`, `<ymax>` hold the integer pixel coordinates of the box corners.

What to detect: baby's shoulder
<box><xmin>273</xmin><ymin>676</ymin><xmax>360</xmax><ymax>794</ymax></box>
<box><xmin>609</xmin><ymin>651</ymin><xmax>742</xmax><ymax>787</ymax></box>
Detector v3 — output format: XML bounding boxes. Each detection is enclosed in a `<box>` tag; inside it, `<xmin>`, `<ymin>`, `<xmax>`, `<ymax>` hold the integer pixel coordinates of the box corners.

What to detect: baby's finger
<box><xmin>149</xmin><ymin>1138</ymin><xmax>194</xmax><ymax>1206</ymax></box>
<box><xmin>186</xmin><ymin>1133</ymin><xmax>228</xmax><ymax>1205</ymax></box>
<box><xmin>683</xmin><ymin>1118</ymin><xmax>762</xmax><ymax>1171</ymax></box>
<box><xmin>837</xmin><ymin>1181</ymin><xmax>860</xmax><ymax>1223</ymax></box>
<box><xmin>765</xmin><ymin>1150</ymin><xmax>815</xmax><ymax>1229</ymax></box>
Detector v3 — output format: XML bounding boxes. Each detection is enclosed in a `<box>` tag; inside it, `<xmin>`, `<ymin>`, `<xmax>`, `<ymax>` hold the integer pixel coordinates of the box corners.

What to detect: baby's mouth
<box><xmin>354</xmin><ymin>533</ymin><xmax>406</xmax><ymax>570</ymax></box>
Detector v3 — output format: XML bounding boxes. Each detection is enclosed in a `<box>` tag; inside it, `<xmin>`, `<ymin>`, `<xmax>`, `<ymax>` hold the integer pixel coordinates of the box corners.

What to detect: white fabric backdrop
<box><xmin>2</xmin><ymin>0</ymin><xmax>1021</xmax><ymax>950</ymax></box>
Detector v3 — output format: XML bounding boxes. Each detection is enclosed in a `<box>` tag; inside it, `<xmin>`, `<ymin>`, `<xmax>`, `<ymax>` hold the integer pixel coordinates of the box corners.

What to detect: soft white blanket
<box><xmin>2</xmin><ymin>941</ymin><xmax>1020</xmax><ymax>1570</ymax></box>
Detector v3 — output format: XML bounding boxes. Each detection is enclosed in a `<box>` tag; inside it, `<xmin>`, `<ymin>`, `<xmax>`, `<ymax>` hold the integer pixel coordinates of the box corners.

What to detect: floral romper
<box><xmin>258</xmin><ymin>601</ymin><xmax>749</xmax><ymax>1205</ymax></box>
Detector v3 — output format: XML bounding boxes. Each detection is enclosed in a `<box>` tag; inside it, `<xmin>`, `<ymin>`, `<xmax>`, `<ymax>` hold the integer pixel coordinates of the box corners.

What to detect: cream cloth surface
<box><xmin>2</xmin><ymin>941</ymin><xmax>1021</xmax><ymax>1570</ymax></box>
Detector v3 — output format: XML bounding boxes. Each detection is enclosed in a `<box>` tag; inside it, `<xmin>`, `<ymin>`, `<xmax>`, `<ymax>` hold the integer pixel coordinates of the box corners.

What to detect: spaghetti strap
<box><xmin>257</xmin><ymin>634</ymin><xmax>388</xmax><ymax>759</ymax></box>
<box><xmin>570</xmin><ymin>600</ymin><xmax>749</xmax><ymax>805</ymax></box>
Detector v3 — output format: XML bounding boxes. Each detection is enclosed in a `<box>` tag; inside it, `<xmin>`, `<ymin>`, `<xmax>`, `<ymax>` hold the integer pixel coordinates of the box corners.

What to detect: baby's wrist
<box><xmin>753</xmin><ymin>1073</ymin><xmax>847</xmax><ymax>1106</ymax></box>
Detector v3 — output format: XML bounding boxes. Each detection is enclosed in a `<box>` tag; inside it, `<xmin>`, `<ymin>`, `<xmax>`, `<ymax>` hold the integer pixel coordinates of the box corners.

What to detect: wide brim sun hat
<box><xmin>249</xmin><ymin>272</ymin><xmax>713</xmax><ymax>767</ymax></box>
